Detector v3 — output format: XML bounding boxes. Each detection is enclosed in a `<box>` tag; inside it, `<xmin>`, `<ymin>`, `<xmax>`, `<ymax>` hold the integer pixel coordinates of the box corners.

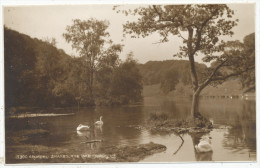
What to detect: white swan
<box><xmin>95</xmin><ymin>116</ymin><xmax>103</xmax><ymax>125</ymax></box>
<box><xmin>195</xmin><ymin>136</ymin><xmax>213</xmax><ymax>153</ymax></box>
<box><xmin>77</xmin><ymin>124</ymin><xmax>90</xmax><ymax>131</ymax></box>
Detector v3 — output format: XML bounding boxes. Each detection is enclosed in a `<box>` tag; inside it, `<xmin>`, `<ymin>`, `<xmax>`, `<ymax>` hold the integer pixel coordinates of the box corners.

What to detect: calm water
<box><xmin>5</xmin><ymin>96</ymin><xmax>256</xmax><ymax>163</ymax></box>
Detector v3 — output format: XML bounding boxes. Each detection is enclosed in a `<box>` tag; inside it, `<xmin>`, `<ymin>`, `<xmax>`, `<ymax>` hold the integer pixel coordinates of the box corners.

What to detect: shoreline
<box><xmin>6</xmin><ymin>142</ymin><xmax>166</xmax><ymax>163</ymax></box>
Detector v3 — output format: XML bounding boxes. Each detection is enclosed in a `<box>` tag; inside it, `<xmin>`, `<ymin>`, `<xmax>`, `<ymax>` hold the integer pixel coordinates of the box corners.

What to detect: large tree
<box><xmin>63</xmin><ymin>18</ymin><xmax>111</xmax><ymax>102</ymax></box>
<box><xmin>116</xmin><ymin>5</ymin><xmax>255</xmax><ymax>117</ymax></box>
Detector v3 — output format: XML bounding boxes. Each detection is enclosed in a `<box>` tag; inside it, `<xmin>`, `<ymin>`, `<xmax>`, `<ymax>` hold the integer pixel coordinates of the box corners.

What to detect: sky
<box><xmin>3</xmin><ymin>4</ymin><xmax>255</xmax><ymax>64</ymax></box>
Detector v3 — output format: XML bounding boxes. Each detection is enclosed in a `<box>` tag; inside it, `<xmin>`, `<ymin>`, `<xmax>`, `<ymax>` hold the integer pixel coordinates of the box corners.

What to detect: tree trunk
<box><xmin>187</xmin><ymin>27</ymin><xmax>200</xmax><ymax>117</ymax></box>
<box><xmin>89</xmin><ymin>69</ymin><xmax>94</xmax><ymax>104</ymax></box>
<box><xmin>191</xmin><ymin>90</ymin><xmax>201</xmax><ymax>117</ymax></box>
<box><xmin>90</xmin><ymin>70</ymin><xmax>93</xmax><ymax>96</ymax></box>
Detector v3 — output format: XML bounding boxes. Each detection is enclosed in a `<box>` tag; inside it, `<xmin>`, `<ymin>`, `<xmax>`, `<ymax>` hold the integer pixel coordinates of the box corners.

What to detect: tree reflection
<box><xmin>222</xmin><ymin>101</ymin><xmax>256</xmax><ymax>155</ymax></box>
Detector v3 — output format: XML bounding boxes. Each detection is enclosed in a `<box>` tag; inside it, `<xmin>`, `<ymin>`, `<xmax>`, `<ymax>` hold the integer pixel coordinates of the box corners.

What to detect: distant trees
<box><xmin>238</xmin><ymin>33</ymin><xmax>255</xmax><ymax>93</ymax></box>
<box><xmin>138</xmin><ymin>60</ymin><xmax>206</xmax><ymax>94</ymax></box>
<box><xmin>110</xmin><ymin>53</ymin><xmax>143</xmax><ymax>104</ymax></box>
<box><xmin>160</xmin><ymin>69</ymin><xmax>179</xmax><ymax>94</ymax></box>
<box><xmin>116</xmin><ymin>4</ymin><xmax>255</xmax><ymax>118</ymax></box>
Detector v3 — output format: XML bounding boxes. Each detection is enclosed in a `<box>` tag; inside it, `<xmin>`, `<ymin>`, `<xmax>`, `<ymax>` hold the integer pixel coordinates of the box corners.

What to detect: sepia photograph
<box><xmin>2</xmin><ymin>2</ymin><xmax>257</xmax><ymax>164</ymax></box>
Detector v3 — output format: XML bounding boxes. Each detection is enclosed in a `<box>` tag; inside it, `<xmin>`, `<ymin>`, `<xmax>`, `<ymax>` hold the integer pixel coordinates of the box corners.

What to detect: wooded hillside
<box><xmin>5</xmin><ymin>27</ymin><xmax>142</xmax><ymax>110</ymax></box>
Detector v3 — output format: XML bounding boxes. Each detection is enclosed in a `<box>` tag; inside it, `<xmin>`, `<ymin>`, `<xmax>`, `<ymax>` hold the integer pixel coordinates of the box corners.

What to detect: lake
<box><xmin>5</xmin><ymin>96</ymin><xmax>256</xmax><ymax>163</ymax></box>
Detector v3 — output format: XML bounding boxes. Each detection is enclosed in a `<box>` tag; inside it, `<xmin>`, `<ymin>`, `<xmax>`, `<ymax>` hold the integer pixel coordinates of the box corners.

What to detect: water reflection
<box><xmin>76</xmin><ymin>126</ymin><xmax>103</xmax><ymax>150</ymax></box>
<box><xmin>144</xmin><ymin>97</ymin><xmax>190</xmax><ymax>120</ymax></box>
<box><xmin>94</xmin><ymin>125</ymin><xmax>103</xmax><ymax>133</ymax></box>
<box><xmin>5</xmin><ymin>97</ymin><xmax>256</xmax><ymax>163</ymax></box>
<box><xmin>77</xmin><ymin>130</ymin><xmax>90</xmax><ymax>137</ymax></box>
<box><xmin>221</xmin><ymin>101</ymin><xmax>256</xmax><ymax>155</ymax></box>
<box><xmin>201</xmin><ymin>99</ymin><xmax>256</xmax><ymax>160</ymax></box>
<box><xmin>189</xmin><ymin>133</ymin><xmax>213</xmax><ymax>161</ymax></box>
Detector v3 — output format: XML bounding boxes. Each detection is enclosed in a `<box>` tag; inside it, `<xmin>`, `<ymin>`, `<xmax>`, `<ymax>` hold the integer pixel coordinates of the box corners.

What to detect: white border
<box><xmin>0</xmin><ymin>0</ymin><xmax>259</xmax><ymax>168</ymax></box>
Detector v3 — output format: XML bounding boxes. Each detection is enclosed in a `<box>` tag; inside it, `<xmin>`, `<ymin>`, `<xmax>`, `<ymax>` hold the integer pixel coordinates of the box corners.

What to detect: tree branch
<box><xmin>152</xmin><ymin>35</ymin><xmax>168</xmax><ymax>44</ymax></box>
<box><xmin>173</xmin><ymin>134</ymin><xmax>184</xmax><ymax>155</ymax></box>
<box><xmin>177</xmin><ymin>29</ymin><xmax>187</xmax><ymax>40</ymax></box>
<box><xmin>152</xmin><ymin>23</ymin><xmax>176</xmax><ymax>30</ymax></box>
<box><xmin>201</xmin><ymin>9</ymin><xmax>219</xmax><ymax>30</ymax></box>
<box><xmin>191</xmin><ymin>29</ymin><xmax>202</xmax><ymax>55</ymax></box>
<box><xmin>243</xmin><ymin>85</ymin><xmax>255</xmax><ymax>93</ymax></box>
<box><xmin>212</xmin><ymin>65</ymin><xmax>255</xmax><ymax>81</ymax></box>
<box><xmin>152</xmin><ymin>5</ymin><xmax>162</xmax><ymax>19</ymax></box>
<box><xmin>152</xmin><ymin>5</ymin><xmax>173</xmax><ymax>22</ymax></box>
<box><xmin>152</xmin><ymin>5</ymin><xmax>169</xmax><ymax>22</ymax></box>
<box><xmin>191</xmin><ymin>9</ymin><xmax>219</xmax><ymax>55</ymax></box>
<box><xmin>81</xmin><ymin>139</ymin><xmax>103</xmax><ymax>144</ymax></box>
<box><xmin>199</xmin><ymin>59</ymin><xmax>228</xmax><ymax>90</ymax></box>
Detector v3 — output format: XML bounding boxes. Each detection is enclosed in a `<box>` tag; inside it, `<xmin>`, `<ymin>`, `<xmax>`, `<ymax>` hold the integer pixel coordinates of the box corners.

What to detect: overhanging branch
<box><xmin>243</xmin><ymin>85</ymin><xmax>255</xmax><ymax>93</ymax></box>
<box><xmin>211</xmin><ymin>65</ymin><xmax>255</xmax><ymax>81</ymax></box>
<box><xmin>199</xmin><ymin>59</ymin><xmax>228</xmax><ymax>90</ymax></box>
<box><xmin>177</xmin><ymin>29</ymin><xmax>187</xmax><ymax>40</ymax></box>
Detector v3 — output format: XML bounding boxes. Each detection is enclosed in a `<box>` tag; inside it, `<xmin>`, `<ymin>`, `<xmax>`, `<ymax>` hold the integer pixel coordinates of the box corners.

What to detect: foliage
<box><xmin>94</xmin><ymin>46</ymin><xmax>143</xmax><ymax>105</ymax></box>
<box><xmin>109</xmin><ymin>53</ymin><xmax>143</xmax><ymax>104</ymax></box>
<box><xmin>4</xmin><ymin>27</ymin><xmax>35</xmax><ymax>107</ymax></box>
<box><xmin>116</xmin><ymin>4</ymin><xmax>254</xmax><ymax>116</ymax></box>
<box><xmin>4</xmin><ymin>26</ymin><xmax>143</xmax><ymax>113</ymax></box>
<box><xmin>63</xmin><ymin>18</ymin><xmax>111</xmax><ymax>102</ymax></box>
<box><xmin>63</xmin><ymin>18</ymin><xmax>110</xmax><ymax>59</ymax></box>
<box><xmin>63</xmin><ymin>19</ymin><xmax>128</xmax><ymax>104</ymax></box>
<box><xmin>138</xmin><ymin>60</ymin><xmax>207</xmax><ymax>94</ymax></box>
<box><xmin>149</xmin><ymin>112</ymin><xmax>169</xmax><ymax>122</ymax></box>
<box><xmin>4</xmin><ymin>27</ymin><xmax>71</xmax><ymax>107</ymax></box>
<box><xmin>116</xmin><ymin>4</ymin><xmax>239</xmax><ymax>88</ymax></box>
<box><xmin>238</xmin><ymin>33</ymin><xmax>255</xmax><ymax>93</ymax></box>
<box><xmin>117</xmin><ymin>5</ymin><xmax>237</xmax><ymax>56</ymax></box>
<box><xmin>160</xmin><ymin>69</ymin><xmax>179</xmax><ymax>94</ymax></box>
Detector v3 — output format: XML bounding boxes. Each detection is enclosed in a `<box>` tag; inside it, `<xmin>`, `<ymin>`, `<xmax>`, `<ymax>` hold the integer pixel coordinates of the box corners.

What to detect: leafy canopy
<box><xmin>63</xmin><ymin>18</ymin><xmax>110</xmax><ymax>58</ymax></box>
<box><xmin>116</xmin><ymin>4</ymin><xmax>238</xmax><ymax>60</ymax></box>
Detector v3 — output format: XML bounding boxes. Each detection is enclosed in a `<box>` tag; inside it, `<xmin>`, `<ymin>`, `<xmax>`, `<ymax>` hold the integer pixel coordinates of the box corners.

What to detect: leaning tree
<box><xmin>115</xmin><ymin>4</ymin><xmax>255</xmax><ymax>117</ymax></box>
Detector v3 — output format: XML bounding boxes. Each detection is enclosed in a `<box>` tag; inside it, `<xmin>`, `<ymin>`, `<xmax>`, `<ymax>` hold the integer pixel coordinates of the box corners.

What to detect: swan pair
<box><xmin>195</xmin><ymin>135</ymin><xmax>213</xmax><ymax>153</ymax></box>
<box><xmin>76</xmin><ymin>116</ymin><xmax>103</xmax><ymax>131</ymax></box>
